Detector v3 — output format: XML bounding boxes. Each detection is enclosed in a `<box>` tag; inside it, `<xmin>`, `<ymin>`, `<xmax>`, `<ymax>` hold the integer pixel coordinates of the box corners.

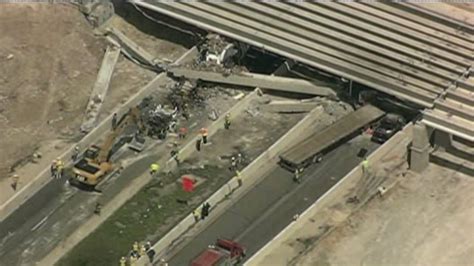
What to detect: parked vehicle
<box><xmin>371</xmin><ymin>113</ymin><xmax>406</xmax><ymax>143</ymax></box>
<box><xmin>191</xmin><ymin>239</ymin><xmax>246</xmax><ymax>266</ymax></box>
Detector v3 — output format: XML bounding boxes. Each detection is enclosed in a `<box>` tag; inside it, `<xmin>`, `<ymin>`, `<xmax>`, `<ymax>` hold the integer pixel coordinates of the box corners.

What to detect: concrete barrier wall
<box><xmin>0</xmin><ymin>48</ymin><xmax>199</xmax><ymax>222</ymax></box>
<box><xmin>245</xmin><ymin>123</ymin><xmax>414</xmax><ymax>266</ymax></box>
<box><xmin>137</xmin><ymin>106</ymin><xmax>327</xmax><ymax>265</ymax></box>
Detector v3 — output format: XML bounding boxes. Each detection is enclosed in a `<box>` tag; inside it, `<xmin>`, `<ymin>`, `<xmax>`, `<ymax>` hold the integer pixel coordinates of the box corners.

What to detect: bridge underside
<box><xmin>132</xmin><ymin>1</ymin><xmax>473</xmax><ymax>141</ymax></box>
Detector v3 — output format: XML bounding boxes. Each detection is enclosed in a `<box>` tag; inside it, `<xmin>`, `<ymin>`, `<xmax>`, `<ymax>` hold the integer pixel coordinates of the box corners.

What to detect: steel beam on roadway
<box><xmin>168</xmin><ymin>67</ymin><xmax>337</xmax><ymax>97</ymax></box>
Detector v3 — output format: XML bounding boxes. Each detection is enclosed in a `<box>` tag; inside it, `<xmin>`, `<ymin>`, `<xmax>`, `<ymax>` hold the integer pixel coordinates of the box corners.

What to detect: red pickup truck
<box><xmin>191</xmin><ymin>239</ymin><xmax>246</xmax><ymax>266</ymax></box>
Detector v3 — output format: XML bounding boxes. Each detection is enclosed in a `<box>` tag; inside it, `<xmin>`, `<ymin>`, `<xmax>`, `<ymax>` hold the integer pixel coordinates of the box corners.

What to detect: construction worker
<box><xmin>224</xmin><ymin>114</ymin><xmax>231</xmax><ymax>129</ymax></box>
<box><xmin>11</xmin><ymin>174</ymin><xmax>19</xmax><ymax>191</ymax></box>
<box><xmin>200</xmin><ymin>127</ymin><xmax>208</xmax><ymax>144</ymax></box>
<box><xmin>235</xmin><ymin>170</ymin><xmax>243</xmax><ymax>187</ymax></box>
<box><xmin>145</xmin><ymin>241</ymin><xmax>151</xmax><ymax>251</ymax></box>
<box><xmin>55</xmin><ymin>159</ymin><xmax>64</xmax><ymax>179</ymax></box>
<box><xmin>171</xmin><ymin>148</ymin><xmax>180</xmax><ymax>165</ymax></box>
<box><xmin>139</xmin><ymin>244</ymin><xmax>147</xmax><ymax>257</ymax></box>
<box><xmin>94</xmin><ymin>202</ymin><xmax>102</xmax><ymax>215</ymax></box>
<box><xmin>196</xmin><ymin>138</ymin><xmax>202</xmax><ymax>152</ymax></box>
<box><xmin>150</xmin><ymin>163</ymin><xmax>160</xmax><ymax>176</ymax></box>
<box><xmin>229</xmin><ymin>156</ymin><xmax>236</xmax><ymax>172</ymax></box>
<box><xmin>201</xmin><ymin>202</ymin><xmax>210</xmax><ymax>219</ymax></box>
<box><xmin>112</xmin><ymin>113</ymin><xmax>118</xmax><ymax>129</ymax></box>
<box><xmin>237</xmin><ymin>153</ymin><xmax>243</xmax><ymax>166</ymax></box>
<box><xmin>182</xmin><ymin>103</ymin><xmax>190</xmax><ymax>120</ymax></box>
<box><xmin>119</xmin><ymin>256</ymin><xmax>126</xmax><ymax>266</ymax></box>
<box><xmin>158</xmin><ymin>258</ymin><xmax>169</xmax><ymax>266</ymax></box>
<box><xmin>193</xmin><ymin>209</ymin><xmax>200</xmax><ymax>222</ymax></box>
<box><xmin>293</xmin><ymin>169</ymin><xmax>301</xmax><ymax>184</ymax></box>
<box><xmin>50</xmin><ymin>159</ymin><xmax>57</xmax><ymax>178</ymax></box>
<box><xmin>132</xmin><ymin>241</ymin><xmax>140</xmax><ymax>257</ymax></box>
<box><xmin>362</xmin><ymin>157</ymin><xmax>369</xmax><ymax>175</ymax></box>
<box><xmin>178</xmin><ymin>127</ymin><xmax>188</xmax><ymax>139</ymax></box>
<box><xmin>130</xmin><ymin>254</ymin><xmax>138</xmax><ymax>266</ymax></box>
<box><xmin>71</xmin><ymin>146</ymin><xmax>80</xmax><ymax>161</ymax></box>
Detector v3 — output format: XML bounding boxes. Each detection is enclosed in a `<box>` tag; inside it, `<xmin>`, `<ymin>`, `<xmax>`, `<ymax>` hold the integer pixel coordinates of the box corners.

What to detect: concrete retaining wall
<box><xmin>245</xmin><ymin>123</ymin><xmax>413</xmax><ymax>266</ymax></box>
<box><xmin>0</xmin><ymin>48</ymin><xmax>199</xmax><ymax>222</ymax></box>
<box><xmin>137</xmin><ymin>106</ymin><xmax>327</xmax><ymax>265</ymax></box>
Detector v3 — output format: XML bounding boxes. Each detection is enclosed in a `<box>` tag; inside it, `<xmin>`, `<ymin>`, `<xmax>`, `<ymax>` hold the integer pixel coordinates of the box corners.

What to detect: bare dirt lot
<box><xmin>296</xmin><ymin>164</ymin><xmax>474</xmax><ymax>266</ymax></box>
<box><xmin>0</xmin><ymin>3</ymin><xmax>194</xmax><ymax>203</ymax></box>
<box><xmin>0</xmin><ymin>4</ymin><xmax>106</xmax><ymax>180</ymax></box>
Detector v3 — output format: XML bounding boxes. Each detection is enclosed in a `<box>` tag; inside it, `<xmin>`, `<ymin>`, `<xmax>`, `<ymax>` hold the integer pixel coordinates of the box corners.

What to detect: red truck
<box><xmin>191</xmin><ymin>239</ymin><xmax>246</xmax><ymax>266</ymax></box>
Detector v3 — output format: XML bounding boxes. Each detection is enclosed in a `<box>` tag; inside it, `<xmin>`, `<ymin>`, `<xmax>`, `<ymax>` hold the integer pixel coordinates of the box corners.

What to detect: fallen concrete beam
<box><xmin>262</xmin><ymin>100</ymin><xmax>320</xmax><ymax>113</ymax></box>
<box><xmin>168</xmin><ymin>67</ymin><xmax>336</xmax><ymax>97</ymax></box>
<box><xmin>80</xmin><ymin>45</ymin><xmax>121</xmax><ymax>133</ymax></box>
<box><xmin>106</xmin><ymin>27</ymin><xmax>157</xmax><ymax>67</ymax></box>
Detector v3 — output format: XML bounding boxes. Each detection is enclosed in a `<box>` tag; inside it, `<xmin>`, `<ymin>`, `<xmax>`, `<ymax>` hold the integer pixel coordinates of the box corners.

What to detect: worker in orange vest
<box><xmin>178</xmin><ymin>127</ymin><xmax>188</xmax><ymax>139</ymax></box>
<box><xmin>200</xmin><ymin>127</ymin><xmax>209</xmax><ymax>144</ymax></box>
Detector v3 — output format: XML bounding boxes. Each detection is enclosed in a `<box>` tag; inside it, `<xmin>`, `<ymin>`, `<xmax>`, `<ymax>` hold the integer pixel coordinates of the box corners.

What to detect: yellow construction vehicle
<box><xmin>72</xmin><ymin>107</ymin><xmax>145</xmax><ymax>187</ymax></box>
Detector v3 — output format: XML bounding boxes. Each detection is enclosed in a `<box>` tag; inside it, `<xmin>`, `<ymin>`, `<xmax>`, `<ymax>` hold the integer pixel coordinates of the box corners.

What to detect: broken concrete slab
<box><xmin>168</xmin><ymin>67</ymin><xmax>336</xmax><ymax>97</ymax></box>
<box><xmin>262</xmin><ymin>100</ymin><xmax>321</xmax><ymax>113</ymax></box>
<box><xmin>105</xmin><ymin>27</ymin><xmax>161</xmax><ymax>68</ymax></box>
<box><xmin>80</xmin><ymin>45</ymin><xmax>120</xmax><ymax>133</ymax></box>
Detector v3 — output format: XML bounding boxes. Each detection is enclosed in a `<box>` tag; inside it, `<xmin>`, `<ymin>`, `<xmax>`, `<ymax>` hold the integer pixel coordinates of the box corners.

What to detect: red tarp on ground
<box><xmin>182</xmin><ymin>176</ymin><xmax>194</xmax><ymax>192</ymax></box>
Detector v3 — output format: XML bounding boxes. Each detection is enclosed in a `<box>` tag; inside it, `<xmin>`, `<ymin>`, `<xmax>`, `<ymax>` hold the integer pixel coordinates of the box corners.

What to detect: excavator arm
<box><xmin>97</xmin><ymin>107</ymin><xmax>144</xmax><ymax>163</ymax></box>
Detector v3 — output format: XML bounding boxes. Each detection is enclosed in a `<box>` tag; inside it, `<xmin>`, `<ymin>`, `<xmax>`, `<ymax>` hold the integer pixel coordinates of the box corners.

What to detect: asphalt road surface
<box><xmin>0</xmin><ymin>146</ymin><xmax>159</xmax><ymax>265</ymax></box>
<box><xmin>168</xmin><ymin>135</ymin><xmax>379</xmax><ymax>266</ymax></box>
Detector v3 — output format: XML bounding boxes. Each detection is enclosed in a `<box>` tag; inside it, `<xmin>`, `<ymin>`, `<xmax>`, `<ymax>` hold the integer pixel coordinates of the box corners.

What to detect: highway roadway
<box><xmin>167</xmin><ymin>135</ymin><xmax>379</xmax><ymax>265</ymax></box>
<box><xmin>0</xmin><ymin>146</ymin><xmax>159</xmax><ymax>265</ymax></box>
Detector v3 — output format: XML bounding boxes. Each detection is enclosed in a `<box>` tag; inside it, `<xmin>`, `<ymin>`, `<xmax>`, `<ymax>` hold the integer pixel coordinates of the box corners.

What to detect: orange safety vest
<box><xmin>200</xmin><ymin>128</ymin><xmax>208</xmax><ymax>137</ymax></box>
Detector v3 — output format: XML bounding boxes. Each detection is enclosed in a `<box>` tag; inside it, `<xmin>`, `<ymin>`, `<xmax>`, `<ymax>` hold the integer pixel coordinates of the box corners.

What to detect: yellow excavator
<box><xmin>71</xmin><ymin>107</ymin><xmax>145</xmax><ymax>187</ymax></box>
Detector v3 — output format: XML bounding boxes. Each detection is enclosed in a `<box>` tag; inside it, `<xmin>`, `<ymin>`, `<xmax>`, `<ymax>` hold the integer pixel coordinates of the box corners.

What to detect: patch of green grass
<box><xmin>58</xmin><ymin>165</ymin><xmax>230</xmax><ymax>266</ymax></box>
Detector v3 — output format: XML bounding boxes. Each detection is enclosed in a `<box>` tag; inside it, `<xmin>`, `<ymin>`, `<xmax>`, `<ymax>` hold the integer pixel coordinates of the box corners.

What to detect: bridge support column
<box><xmin>410</xmin><ymin>122</ymin><xmax>432</xmax><ymax>173</ymax></box>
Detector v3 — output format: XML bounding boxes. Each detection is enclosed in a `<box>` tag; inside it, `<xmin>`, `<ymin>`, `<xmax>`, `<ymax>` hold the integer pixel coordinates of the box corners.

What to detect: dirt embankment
<box><xmin>0</xmin><ymin>4</ymin><xmax>106</xmax><ymax>178</ymax></box>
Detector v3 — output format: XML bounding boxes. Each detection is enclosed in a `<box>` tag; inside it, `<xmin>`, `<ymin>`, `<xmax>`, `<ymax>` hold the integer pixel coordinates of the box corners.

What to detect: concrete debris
<box><xmin>114</xmin><ymin>221</ymin><xmax>127</xmax><ymax>229</ymax></box>
<box><xmin>262</xmin><ymin>100</ymin><xmax>321</xmax><ymax>113</ymax></box>
<box><xmin>245</xmin><ymin>107</ymin><xmax>259</xmax><ymax>117</ymax></box>
<box><xmin>139</xmin><ymin>97</ymin><xmax>178</xmax><ymax>139</ymax></box>
<box><xmin>47</xmin><ymin>116</ymin><xmax>64</xmax><ymax>125</ymax></box>
<box><xmin>79</xmin><ymin>0</ymin><xmax>115</xmax><ymax>27</ymax></box>
<box><xmin>6</xmin><ymin>54</ymin><xmax>14</xmax><ymax>60</ymax></box>
<box><xmin>196</xmin><ymin>34</ymin><xmax>248</xmax><ymax>69</ymax></box>
<box><xmin>106</xmin><ymin>27</ymin><xmax>165</xmax><ymax>70</ymax></box>
<box><xmin>233</xmin><ymin>92</ymin><xmax>245</xmax><ymax>100</ymax></box>
<box><xmin>208</xmin><ymin>109</ymin><xmax>219</xmax><ymax>121</ymax></box>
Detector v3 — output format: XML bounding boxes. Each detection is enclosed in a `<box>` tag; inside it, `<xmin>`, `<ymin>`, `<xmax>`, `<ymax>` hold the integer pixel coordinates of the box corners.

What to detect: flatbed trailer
<box><xmin>279</xmin><ymin>104</ymin><xmax>385</xmax><ymax>172</ymax></box>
